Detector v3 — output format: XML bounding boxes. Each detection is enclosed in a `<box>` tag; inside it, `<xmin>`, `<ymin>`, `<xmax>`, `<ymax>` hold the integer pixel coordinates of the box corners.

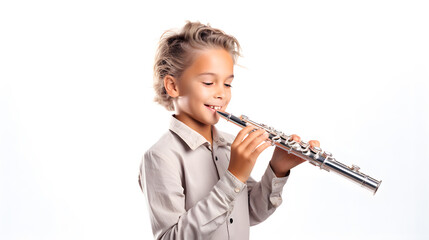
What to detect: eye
<box><xmin>202</xmin><ymin>82</ymin><xmax>213</xmax><ymax>86</ymax></box>
<box><xmin>224</xmin><ymin>83</ymin><xmax>232</xmax><ymax>88</ymax></box>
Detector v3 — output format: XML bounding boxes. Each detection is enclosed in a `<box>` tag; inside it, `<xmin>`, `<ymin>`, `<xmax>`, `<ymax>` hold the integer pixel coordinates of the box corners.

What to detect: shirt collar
<box><xmin>212</xmin><ymin>126</ymin><xmax>233</xmax><ymax>148</ymax></box>
<box><xmin>169</xmin><ymin>116</ymin><xmax>232</xmax><ymax>150</ymax></box>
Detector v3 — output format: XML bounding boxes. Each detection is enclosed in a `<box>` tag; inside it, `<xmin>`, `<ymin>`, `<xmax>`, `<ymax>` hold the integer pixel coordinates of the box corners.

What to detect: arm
<box><xmin>247</xmin><ymin>164</ymin><xmax>288</xmax><ymax>225</ymax></box>
<box><xmin>141</xmin><ymin>150</ymin><xmax>245</xmax><ymax>240</ymax></box>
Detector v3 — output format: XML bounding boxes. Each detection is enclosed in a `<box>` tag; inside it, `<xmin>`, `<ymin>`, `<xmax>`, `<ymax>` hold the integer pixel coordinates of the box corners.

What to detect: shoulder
<box><xmin>143</xmin><ymin>130</ymin><xmax>186</xmax><ymax>169</ymax></box>
<box><xmin>141</xmin><ymin>130</ymin><xmax>185</xmax><ymax>187</ymax></box>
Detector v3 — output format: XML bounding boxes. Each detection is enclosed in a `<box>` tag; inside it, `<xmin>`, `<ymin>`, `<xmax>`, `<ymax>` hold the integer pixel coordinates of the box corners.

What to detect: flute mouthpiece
<box><xmin>216</xmin><ymin>111</ymin><xmax>230</xmax><ymax>118</ymax></box>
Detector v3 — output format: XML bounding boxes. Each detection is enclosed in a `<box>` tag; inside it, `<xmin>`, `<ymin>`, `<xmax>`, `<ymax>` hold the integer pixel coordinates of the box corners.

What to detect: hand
<box><xmin>269</xmin><ymin>134</ymin><xmax>320</xmax><ymax>177</ymax></box>
<box><xmin>228</xmin><ymin>126</ymin><xmax>272</xmax><ymax>183</ymax></box>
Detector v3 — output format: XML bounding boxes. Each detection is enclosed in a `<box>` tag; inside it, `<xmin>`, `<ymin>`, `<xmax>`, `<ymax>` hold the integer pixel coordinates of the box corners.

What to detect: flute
<box><xmin>217</xmin><ymin>111</ymin><xmax>382</xmax><ymax>195</ymax></box>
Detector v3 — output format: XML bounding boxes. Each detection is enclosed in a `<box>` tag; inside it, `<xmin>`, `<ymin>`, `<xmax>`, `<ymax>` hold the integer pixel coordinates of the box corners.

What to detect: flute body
<box><xmin>217</xmin><ymin>111</ymin><xmax>382</xmax><ymax>195</ymax></box>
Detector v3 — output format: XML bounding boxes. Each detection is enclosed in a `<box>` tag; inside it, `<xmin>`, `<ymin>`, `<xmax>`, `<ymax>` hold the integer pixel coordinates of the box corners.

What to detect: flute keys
<box><xmin>270</xmin><ymin>135</ymin><xmax>281</xmax><ymax>145</ymax></box>
<box><xmin>310</xmin><ymin>146</ymin><xmax>322</xmax><ymax>154</ymax></box>
<box><xmin>313</xmin><ymin>146</ymin><xmax>322</xmax><ymax>151</ymax></box>
<box><xmin>299</xmin><ymin>141</ymin><xmax>309</xmax><ymax>148</ymax></box>
<box><xmin>351</xmin><ymin>165</ymin><xmax>360</xmax><ymax>172</ymax></box>
<box><xmin>322</xmin><ymin>151</ymin><xmax>333</xmax><ymax>158</ymax></box>
<box><xmin>279</xmin><ymin>132</ymin><xmax>288</xmax><ymax>139</ymax></box>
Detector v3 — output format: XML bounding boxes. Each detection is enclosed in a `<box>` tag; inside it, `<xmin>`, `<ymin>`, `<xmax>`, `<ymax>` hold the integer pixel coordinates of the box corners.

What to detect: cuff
<box><xmin>217</xmin><ymin>170</ymin><xmax>247</xmax><ymax>204</ymax></box>
<box><xmin>262</xmin><ymin>164</ymin><xmax>289</xmax><ymax>207</ymax></box>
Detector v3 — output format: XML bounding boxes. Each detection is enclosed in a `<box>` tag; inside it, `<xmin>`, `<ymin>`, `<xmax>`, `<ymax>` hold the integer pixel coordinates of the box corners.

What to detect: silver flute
<box><xmin>217</xmin><ymin>111</ymin><xmax>382</xmax><ymax>195</ymax></box>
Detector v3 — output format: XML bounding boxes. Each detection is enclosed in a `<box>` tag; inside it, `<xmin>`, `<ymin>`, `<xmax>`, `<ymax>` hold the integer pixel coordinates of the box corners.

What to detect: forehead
<box><xmin>185</xmin><ymin>48</ymin><xmax>234</xmax><ymax>75</ymax></box>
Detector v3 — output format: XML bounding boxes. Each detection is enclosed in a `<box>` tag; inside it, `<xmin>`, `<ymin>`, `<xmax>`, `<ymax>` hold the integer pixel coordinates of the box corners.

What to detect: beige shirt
<box><xmin>139</xmin><ymin>116</ymin><xmax>289</xmax><ymax>240</ymax></box>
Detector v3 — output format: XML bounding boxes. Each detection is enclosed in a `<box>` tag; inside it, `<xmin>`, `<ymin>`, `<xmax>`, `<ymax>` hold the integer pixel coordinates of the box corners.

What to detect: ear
<box><xmin>164</xmin><ymin>75</ymin><xmax>179</xmax><ymax>98</ymax></box>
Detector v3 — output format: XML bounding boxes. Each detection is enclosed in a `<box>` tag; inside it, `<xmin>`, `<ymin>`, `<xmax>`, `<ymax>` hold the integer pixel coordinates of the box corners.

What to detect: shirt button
<box><xmin>234</xmin><ymin>187</ymin><xmax>240</xmax><ymax>193</ymax></box>
<box><xmin>215</xmin><ymin>156</ymin><xmax>218</xmax><ymax>161</ymax></box>
<box><xmin>230</xmin><ymin>218</ymin><xmax>233</xmax><ymax>224</ymax></box>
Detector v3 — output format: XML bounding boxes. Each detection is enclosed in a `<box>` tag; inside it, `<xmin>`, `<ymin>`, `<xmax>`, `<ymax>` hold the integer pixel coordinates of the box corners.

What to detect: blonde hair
<box><xmin>153</xmin><ymin>21</ymin><xmax>241</xmax><ymax>111</ymax></box>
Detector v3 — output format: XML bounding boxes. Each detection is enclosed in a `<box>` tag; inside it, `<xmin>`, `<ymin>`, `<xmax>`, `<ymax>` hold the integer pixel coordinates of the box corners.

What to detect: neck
<box><xmin>174</xmin><ymin>114</ymin><xmax>213</xmax><ymax>146</ymax></box>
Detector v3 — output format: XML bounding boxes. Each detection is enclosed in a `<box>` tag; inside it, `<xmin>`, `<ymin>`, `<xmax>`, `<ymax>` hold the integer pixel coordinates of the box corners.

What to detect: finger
<box><xmin>241</xmin><ymin>128</ymin><xmax>266</xmax><ymax>147</ymax></box>
<box><xmin>247</xmin><ymin>131</ymin><xmax>269</xmax><ymax>151</ymax></box>
<box><xmin>233</xmin><ymin>126</ymin><xmax>257</xmax><ymax>144</ymax></box>
<box><xmin>290</xmin><ymin>134</ymin><xmax>301</xmax><ymax>142</ymax></box>
<box><xmin>309</xmin><ymin>140</ymin><xmax>320</xmax><ymax>148</ymax></box>
<box><xmin>250</xmin><ymin>141</ymin><xmax>272</xmax><ymax>159</ymax></box>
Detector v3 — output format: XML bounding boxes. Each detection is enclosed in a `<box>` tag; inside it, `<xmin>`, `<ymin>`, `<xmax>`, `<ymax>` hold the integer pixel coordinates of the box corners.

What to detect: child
<box><xmin>139</xmin><ymin>21</ymin><xmax>320</xmax><ymax>240</ymax></box>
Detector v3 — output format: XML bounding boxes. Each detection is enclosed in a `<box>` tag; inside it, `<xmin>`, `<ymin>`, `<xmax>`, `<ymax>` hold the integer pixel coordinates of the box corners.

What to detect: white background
<box><xmin>1</xmin><ymin>0</ymin><xmax>428</xmax><ymax>239</ymax></box>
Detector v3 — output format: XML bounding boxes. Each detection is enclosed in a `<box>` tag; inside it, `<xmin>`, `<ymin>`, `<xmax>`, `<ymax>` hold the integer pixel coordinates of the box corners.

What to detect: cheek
<box><xmin>193</xmin><ymin>86</ymin><xmax>211</xmax><ymax>101</ymax></box>
<box><xmin>185</xmin><ymin>87</ymin><xmax>210</xmax><ymax>109</ymax></box>
<box><xmin>225</xmin><ymin>90</ymin><xmax>232</xmax><ymax>103</ymax></box>
<box><xmin>181</xmin><ymin>83</ymin><xmax>204</xmax><ymax>99</ymax></box>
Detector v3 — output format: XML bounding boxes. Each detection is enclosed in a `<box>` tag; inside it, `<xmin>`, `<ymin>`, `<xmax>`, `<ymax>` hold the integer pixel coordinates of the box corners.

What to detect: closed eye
<box><xmin>224</xmin><ymin>83</ymin><xmax>232</xmax><ymax>88</ymax></box>
<box><xmin>202</xmin><ymin>82</ymin><xmax>213</xmax><ymax>86</ymax></box>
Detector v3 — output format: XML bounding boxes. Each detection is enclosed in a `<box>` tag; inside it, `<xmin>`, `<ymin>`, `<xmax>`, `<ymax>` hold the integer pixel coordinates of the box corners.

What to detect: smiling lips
<box><xmin>204</xmin><ymin>104</ymin><xmax>222</xmax><ymax>112</ymax></box>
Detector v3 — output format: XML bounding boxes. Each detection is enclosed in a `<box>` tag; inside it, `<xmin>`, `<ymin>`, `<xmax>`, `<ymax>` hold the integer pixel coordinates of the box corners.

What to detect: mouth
<box><xmin>204</xmin><ymin>104</ymin><xmax>222</xmax><ymax>112</ymax></box>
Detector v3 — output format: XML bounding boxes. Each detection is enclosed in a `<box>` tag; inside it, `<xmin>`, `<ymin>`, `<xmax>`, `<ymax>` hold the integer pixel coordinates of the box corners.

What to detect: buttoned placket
<box><xmin>212</xmin><ymin>137</ymin><xmax>237</xmax><ymax>240</ymax></box>
<box><xmin>211</xmin><ymin>139</ymin><xmax>227</xmax><ymax>182</ymax></box>
<box><xmin>210</xmin><ymin>137</ymin><xmax>230</xmax><ymax>183</ymax></box>
<box><xmin>208</xmin><ymin>142</ymin><xmax>222</xmax><ymax>180</ymax></box>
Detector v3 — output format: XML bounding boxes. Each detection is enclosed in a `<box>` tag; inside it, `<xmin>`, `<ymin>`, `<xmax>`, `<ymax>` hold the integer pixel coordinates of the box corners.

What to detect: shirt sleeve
<box><xmin>246</xmin><ymin>163</ymin><xmax>289</xmax><ymax>226</ymax></box>
<box><xmin>140</xmin><ymin>150</ymin><xmax>246</xmax><ymax>240</ymax></box>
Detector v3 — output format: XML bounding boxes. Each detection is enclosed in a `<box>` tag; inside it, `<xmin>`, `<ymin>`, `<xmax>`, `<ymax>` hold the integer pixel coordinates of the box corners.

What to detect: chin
<box><xmin>211</xmin><ymin>118</ymin><xmax>220</xmax><ymax>125</ymax></box>
<box><xmin>203</xmin><ymin>117</ymin><xmax>219</xmax><ymax>126</ymax></box>
<box><xmin>203</xmin><ymin>113</ymin><xmax>220</xmax><ymax>125</ymax></box>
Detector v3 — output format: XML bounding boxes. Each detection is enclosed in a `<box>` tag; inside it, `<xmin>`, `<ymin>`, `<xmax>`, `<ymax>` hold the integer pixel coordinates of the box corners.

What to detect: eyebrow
<box><xmin>197</xmin><ymin>72</ymin><xmax>234</xmax><ymax>79</ymax></box>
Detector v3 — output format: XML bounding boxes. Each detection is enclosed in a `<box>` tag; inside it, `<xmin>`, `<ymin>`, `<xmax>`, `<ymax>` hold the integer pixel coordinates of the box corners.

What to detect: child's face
<box><xmin>174</xmin><ymin>48</ymin><xmax>234</xmax><ymax>127</ymax></box>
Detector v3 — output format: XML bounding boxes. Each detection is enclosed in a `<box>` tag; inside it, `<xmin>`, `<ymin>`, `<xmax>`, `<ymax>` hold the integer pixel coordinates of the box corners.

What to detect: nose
<box><xmin>214</xmin><ymin>84</ymin><xmax>225</xmax><ymax>99</ymax></box>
